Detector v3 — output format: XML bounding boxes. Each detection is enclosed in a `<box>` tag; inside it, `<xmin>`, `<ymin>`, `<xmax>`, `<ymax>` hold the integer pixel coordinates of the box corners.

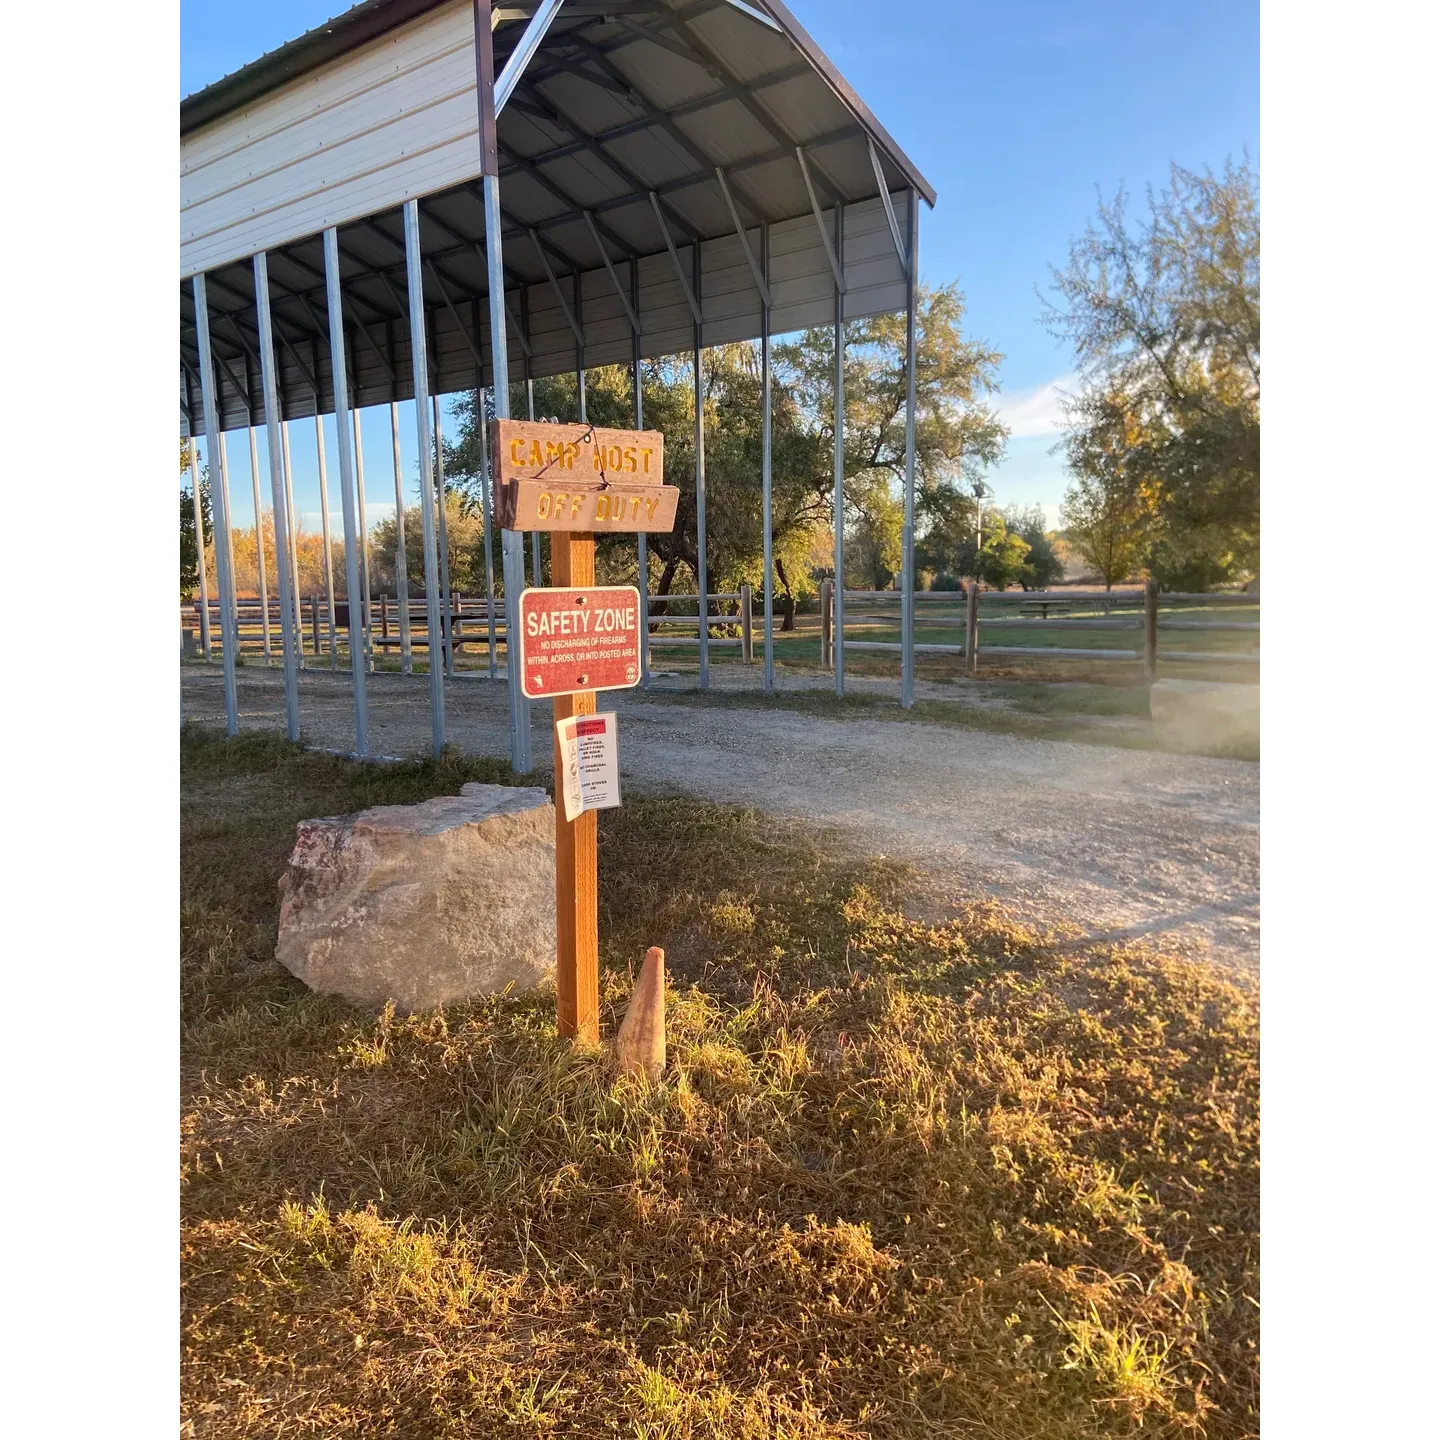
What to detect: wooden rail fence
<box><xmin>184</xmin><ymin>581</ymin><xmax>1258</xmax><ymax>683</ymax></box>
<box><xmin>828</xmin><ymin>581</ymin><xmax>1258</xmax><ymax>674</ymax></box>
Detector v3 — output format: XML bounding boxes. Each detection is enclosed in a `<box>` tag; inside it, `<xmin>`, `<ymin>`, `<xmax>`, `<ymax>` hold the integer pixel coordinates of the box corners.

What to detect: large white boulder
<box><xmin>276</xmin><ymin>782</ymin><xmax>555</xmax><ymax>1011</ymax></box>
<box><xmin>1150</xmin><ymin>679</ymin><xmax>1259</xmax><ymax>754</ymax></box>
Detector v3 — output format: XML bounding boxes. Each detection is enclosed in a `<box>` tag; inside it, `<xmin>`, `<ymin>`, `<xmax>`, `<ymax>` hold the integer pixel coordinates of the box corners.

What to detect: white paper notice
<box><xmin>555</xmin><ymin>711</ymin><xmax>621</xmax><ymax>823</ymax></box>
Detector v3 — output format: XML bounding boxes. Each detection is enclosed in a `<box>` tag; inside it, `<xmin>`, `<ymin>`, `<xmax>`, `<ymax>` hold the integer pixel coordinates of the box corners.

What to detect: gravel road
<box><xmin>182</xmin><ymin>664</ymin><xmax>1259</xmax><ymax>970</ymax></box>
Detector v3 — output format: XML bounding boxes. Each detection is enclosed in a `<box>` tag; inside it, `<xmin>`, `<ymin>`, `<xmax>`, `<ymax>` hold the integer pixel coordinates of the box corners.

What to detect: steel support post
<box><xmin>433</xmin><ymin>393</ymin><xmax>455</xmax><ymax>678</ymax></box>
<box><xmin>574</xmin><ymin>268</ymin><xmax>588</xmax><ymax>427</ymax></box>
<box><xmin>526</xmin><ymin>376</ymin><xmax>541</xmax><ymax>586</ymax></box>
<box><xmin>478</xmin><ymin>387</ymin><xmax>498</xmax><ymax>678</ymax></box>
<box><xmin>246</xmin><ymin>426</ymin><xmax>272</xmax><ymax>660</ymax></box>
<box><xmin>214</xmin><ymin>427</ymin><xmax>241</xmax><ymax>661</ymax></box>
<box><xmin>631</xmin><ymin>270</ymin><xmax>649</xmax><ymax>688</ymax></box>
<box><xmin>191</xmin><ymin>276</ymin><xmax>240</xmax><ymax>734</ymax></box>
<box><xmin>693</xmin><ymin>244</ymin><xmax>709</xmax><ymax>689</ymax></box>
<box><xmin>281</xmin><ymin>421</ymin><xmax>304</xmax><ymax>655</ymax></box>
<box><xmin>187</xmin><ymin>442</ymin><xmax>212</xmax><ymax>660</ymax></box>
<box><xmin>252</xmin><ymin>253</ymin><xmax>302</xmax><ymax>740</ymax></box>
<box><xmin>833</xmin><ymin>202</ymin><xmax>846</xmax><ymax>697</ymax></box>
<box><xmin>427</xmin><ymin>346</ymin><xmax>455</xmax><ymax>678</ymax></box>
<box><xmin>469</xmin><ymin>301</ymin><xmax>498</xmax><ymax>675</ymax></box>
<box><xmin>403</xmin><ymin>199</ymin><xmax>447</xmax><ymax>759</ymax></box>
<box><xmin>475</xmin><ymin>0</ymin><xmax>530</xmax><ymax>772</ymax></box>
<box><xmin>493</xmin><ymin>224</ymin><xmax>533</xmax><ymax>771</ymax></box>
<box><xmin>900</xmin><ymin>190</ymin><xmax>920</xmax><ymax>709</ymax></box>
<box><xmin>761</xmin><ymin>223</ymin><xmax>774</xmax><ymax>693</ymax></box>
<box><xmin>353</xmin><ymin>408</ymin><xmax>374</xmax><ymax>671</ymax></box>
<box><xmin>388</xmin><ymin>402</ymin><xmax>414</xmax><ymax>673</ymax></box>
<box><xmin>314</xmin><ymin>414</ymin><xmax>338</xmax><ymax>668</ymax></box>
<box><xmin>323</xmin><ymin>227</ymin><xmax>371</xmax><ymax>756</ymax></box>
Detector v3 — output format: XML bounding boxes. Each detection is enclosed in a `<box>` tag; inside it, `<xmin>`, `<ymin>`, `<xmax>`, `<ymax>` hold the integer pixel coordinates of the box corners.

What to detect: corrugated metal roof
<box><xmin>181</xmin><ymin>0</ymin><xmax>936</xmax><ymax>434</ymax></box>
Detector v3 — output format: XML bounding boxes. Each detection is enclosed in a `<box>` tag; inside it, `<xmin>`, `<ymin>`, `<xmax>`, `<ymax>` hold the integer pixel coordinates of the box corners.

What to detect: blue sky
<box><xmin>182</xmin><ymin>0</ymin><xmax>1258</xmax><ymax>535</ymax></box>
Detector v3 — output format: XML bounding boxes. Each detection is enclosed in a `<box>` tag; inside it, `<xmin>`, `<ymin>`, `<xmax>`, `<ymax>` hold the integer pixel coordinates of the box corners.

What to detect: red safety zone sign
<box><xmin>519</xmin><ymin>586</ymin><xmax>642</xmax><ymax>699</ymax></box>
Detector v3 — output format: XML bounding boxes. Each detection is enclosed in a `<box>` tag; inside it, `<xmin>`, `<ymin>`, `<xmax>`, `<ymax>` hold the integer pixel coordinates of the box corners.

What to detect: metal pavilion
<box><xmin>180</xmin><ymin>0</ymin><xmax>936</xmax><ymax>770</ymax></box>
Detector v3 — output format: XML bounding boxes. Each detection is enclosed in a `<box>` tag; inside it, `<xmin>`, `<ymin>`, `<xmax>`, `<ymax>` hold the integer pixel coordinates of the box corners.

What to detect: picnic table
<box><xmin>1017</xmin><ymin>599</ymin><xmax>1072</xmax><ymax>619</ymax></box>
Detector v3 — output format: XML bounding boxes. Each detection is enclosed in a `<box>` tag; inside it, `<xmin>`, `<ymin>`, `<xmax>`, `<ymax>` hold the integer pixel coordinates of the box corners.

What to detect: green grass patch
<box><xmin>182</xmin><ymin>726</ymin><xmax>1257</xmax><ymax>1437</ymax></box>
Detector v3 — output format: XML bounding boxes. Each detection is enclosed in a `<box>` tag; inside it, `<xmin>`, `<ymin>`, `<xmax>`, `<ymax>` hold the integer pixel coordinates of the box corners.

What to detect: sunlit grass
<box><xmin>181</xmin><ymin>726</ymin><xmax>1258</xmax><ymax>1437</ymax></box>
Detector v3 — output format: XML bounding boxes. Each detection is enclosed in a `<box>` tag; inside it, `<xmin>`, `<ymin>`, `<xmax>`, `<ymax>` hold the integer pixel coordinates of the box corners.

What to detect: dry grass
<box><xmin>181</xmin><ymin>726</ymin><xmax>1258</xmax><ymax>1438</ymax></box>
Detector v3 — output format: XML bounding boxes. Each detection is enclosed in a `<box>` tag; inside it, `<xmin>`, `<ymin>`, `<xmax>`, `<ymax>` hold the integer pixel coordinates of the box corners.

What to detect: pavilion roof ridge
<box><xmin>179</xmin><ymin>0</ymin><xmax>935</xmax><ymax>207</ymax></box>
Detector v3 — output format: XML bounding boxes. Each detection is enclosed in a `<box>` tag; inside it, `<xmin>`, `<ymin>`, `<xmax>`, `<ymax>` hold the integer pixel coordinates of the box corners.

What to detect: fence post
<box><xmin>1144</xmin><ymin>578</ymin><xmax>1158</xmax><ymax>681</ymax></box>
<box><xmin>311</xmin><ymin>595</ymin><xmax>322</xmax><ymax>658</ymax></box>
<box><xmin>965</xmin><ymin>580</ymin><xmax>980</xmax><ymax>676</ymax></box>
<box><xmin>381</xmin><ymin>593</ymin><xmax>389</xmax><ymax>646</ymax></box>
<box><xmin>740</xmin><ymin>583</ymin><xmax>753</xmax><ymax>663</ymax></box>
<box><xmin>820</xmin><ymin>578</ymin><xmax>833</xmax><ymax>671</ymax></box>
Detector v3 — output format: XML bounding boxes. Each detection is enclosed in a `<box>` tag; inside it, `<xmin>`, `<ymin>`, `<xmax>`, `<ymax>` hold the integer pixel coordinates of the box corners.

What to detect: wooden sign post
<box><xmin>495</xmin><ymin>419</ymin><xmax>679</xmax><ymax>1046</ymax></box>
<box><xmin>551</xmin><ymin>530</ymin><xmax>600</xmax><ymax>1041</ymax></box>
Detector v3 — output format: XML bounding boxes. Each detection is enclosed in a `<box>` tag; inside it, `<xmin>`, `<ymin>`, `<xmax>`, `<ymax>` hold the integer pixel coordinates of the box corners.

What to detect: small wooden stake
<box><xmin>616</xmin><ymin>947</ymin><xmax>666</xmax><ymax>1081</ymax></box>
<box><xmin>551</xmin><ymin>532</ymin><xmax>600</xmax><ymax>1044</ymax></box>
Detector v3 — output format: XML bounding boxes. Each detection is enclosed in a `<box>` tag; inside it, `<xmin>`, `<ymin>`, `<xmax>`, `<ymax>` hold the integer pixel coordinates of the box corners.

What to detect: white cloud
<box><xmin>991</xmin><ymin>373</ymin><xmax>1077</xmax><ymax>439</ymax></box>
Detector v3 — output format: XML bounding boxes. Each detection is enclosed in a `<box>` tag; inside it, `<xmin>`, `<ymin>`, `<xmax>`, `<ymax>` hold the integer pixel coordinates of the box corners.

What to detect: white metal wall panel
<box><xmin>768</xmin><ymin>208</ymin><xmax>835</xmax><ymax>336</ymax></box>
<box><xmin>181</xmin><ymin>1</ymin><xmax>479</xmax><ymax>279</ymax></box>
<box><xmin>578</xmin><ymin>267</ymin><xmax>636</xmax><ymax>363</ymax></box>
<box><xmin>840</xmin><ymin>192</ymin><xmax>912</xmax><ymax>322</ymax></box>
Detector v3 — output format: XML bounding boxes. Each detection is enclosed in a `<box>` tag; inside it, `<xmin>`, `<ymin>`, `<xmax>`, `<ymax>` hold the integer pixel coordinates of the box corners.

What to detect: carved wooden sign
<box><xmin>490</xmin><ymin>419</ymin><xmax>678</xmax><ymax>533</ymax></box>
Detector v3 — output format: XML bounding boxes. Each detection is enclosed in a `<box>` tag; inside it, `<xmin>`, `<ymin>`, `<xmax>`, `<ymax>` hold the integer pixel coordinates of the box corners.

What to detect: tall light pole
<box><xmin>970</xmin><ymin>477</ymin><xmax>991</xmax><ymax>576</ymax></box>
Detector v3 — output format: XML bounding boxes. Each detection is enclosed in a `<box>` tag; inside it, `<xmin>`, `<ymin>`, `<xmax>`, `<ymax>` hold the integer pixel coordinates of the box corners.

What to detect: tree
<box><xmin>975</xmin><ymin>511</ymin><xmax>1032</xmax><ymax>590</ymax></box>
<box><xmin>1146</xmin><ymin>524</ymin><xmax>1240</xmax><ymax>594</ymax></box>
<box><xmin>1060</xmin><ymin>471</ymin><xmax>1149</xmax><ymax>589</ymax></box>
<box><xmin>1044</xmin><ymin>160</ymin><xmax>1259</xmax><ymax>586</ymax></box>
<box><xmin>845</xmin><ymin>475</ymin><xmax>904</xmax><ymax>589</ymax></box>
<box><xmin>443</xmin><ymin>354</ymin><xmax>825</xmax><ymax>610</ymax></box>
<box><xmin>180</xmin><ymin>441</ymin><xmax>211</xmax><ymax>600</ymax></box>
<box><xmin>440</xmin><ymin>284</ymin><xmax>1008</xmax><ymax>604</ymax></box>
<box><xmin>779</xmin><ymin>283</ymin><xmax>1008</xmax><ymax>590</ymax></box>
<box><xmin>1005</xmin><ymin>504</ymin><xmax>1066</xmax><ymax>589</ymax></box>
<box><xmin>368</xmin><ymin>491</ymin><xmax>489</xmax><ymax>598</ymax></box>
<box><xmin>1059</xmin><ymin>396</ymin><xmax>1156</xmax><ymax>588</ymax></box>
<box><xmin>914</xmin><ymin>483</ymin><xmax>979</xmax><ymax>582</ymax></box>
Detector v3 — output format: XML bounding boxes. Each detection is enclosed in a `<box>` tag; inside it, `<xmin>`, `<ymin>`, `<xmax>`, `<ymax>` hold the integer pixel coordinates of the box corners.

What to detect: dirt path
<box><xmin>183</xmin><ymin>665</ymin><xmax>1259</xmax><ymax>970</ymax></box>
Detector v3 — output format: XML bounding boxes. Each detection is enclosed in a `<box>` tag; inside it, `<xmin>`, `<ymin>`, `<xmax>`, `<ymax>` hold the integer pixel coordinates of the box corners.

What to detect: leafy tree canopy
<box><xmin>441</xmin><ymin>284</ymin><xmax>1007</xmax><ymax>600</ymax></box>
<box><xmin>1046</xmin><ymin>159</ymin><xmax>1259</xmax><ymax>588</ymax></box>
<box><xmin>1005</xmin><ymin>505</ymin><xmax>1066</xmax><ymax>590</ymax></box>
